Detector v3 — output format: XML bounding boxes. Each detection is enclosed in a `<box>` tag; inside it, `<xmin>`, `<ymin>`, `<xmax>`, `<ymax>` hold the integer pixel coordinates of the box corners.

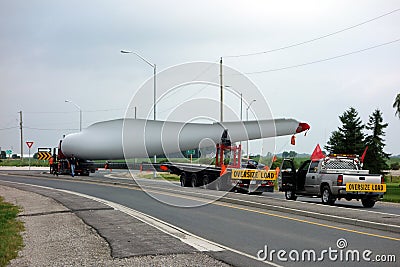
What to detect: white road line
<box><xmin>0</xmin><ymin>180</ymin><xmax>281</xmax><ymax>267</ymax></box>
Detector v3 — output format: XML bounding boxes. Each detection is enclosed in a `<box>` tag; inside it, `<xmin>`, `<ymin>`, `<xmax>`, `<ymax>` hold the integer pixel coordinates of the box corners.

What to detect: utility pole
<box><xmin>220</xmin><ymin>57</ymin><xmax>223</xmax><ymax>122</ymax></box>
<box><xmin>19</xmin><ymin>111</ymin><xmax>23</xmax><ymax>160</ymax></box>
<box><xmin>246</xmin><ymin>100</ymin><xmax>256</xmax><ymax>159</ymax></box>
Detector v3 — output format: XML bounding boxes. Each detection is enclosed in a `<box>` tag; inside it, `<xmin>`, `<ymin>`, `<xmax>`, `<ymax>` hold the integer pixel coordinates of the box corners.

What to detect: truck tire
<box><xmin>361</xmin><ymin>198</ymin><xmax>376</xmax><ymax>208</ymax></box>
<box><xmin>285</xmin><ymin>190</ymin><xmax>297</xmax><ymax>200</ymax></box>
<box><xmin>321</xmin><ymin>185</ymin><xmax>336</xmax><ymax>205</ymax></box>
<box><xmin>180</xmin><ymin>172</ymin><xmax>189</xmax><ymax>187</ymax></box>
<box><xmin>202</xmin><ymin>175</ymin><xmax>209</xmax><ymax>189</ymax></box>
<box><xmin>190</xmin><ymin>174</ymin><xmax>198</xmax><ymax>187</ymax></box>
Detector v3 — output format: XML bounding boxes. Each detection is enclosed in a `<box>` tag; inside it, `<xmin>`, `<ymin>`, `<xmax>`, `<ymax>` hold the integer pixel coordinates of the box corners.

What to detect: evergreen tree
<box><xmin>325</xmin><ymin>130</ymin><xmax>344</xmax><ymax>154</ymax></box>
<box><xmin>363</xmin><ymin>109</ymin><xmax>390</xmax><ymax>174</ymax></box>
<box><xmin>325</xmin><ymin>107</ymin><xmax>365</xmax><ymax>155</ymax></box>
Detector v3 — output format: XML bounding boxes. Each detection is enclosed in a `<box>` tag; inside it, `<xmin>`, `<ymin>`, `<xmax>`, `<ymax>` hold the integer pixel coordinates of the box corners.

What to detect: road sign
<box><xmin>26</xmin><ymin>141</ymin><xmax>34</xmax><ymax>148</ymax></box>
<box><xmin>38</xmin><ymin>147</ymin><xmax>52</xmax><ymax>153</ymax></box>
<box><xmin>6</xmin><ymin>150</ymin><xmax>12</xmax><ymax>155</ymax></box>
<box><xmin>37</xmin><ymin>152</ymin><xmax>52</xmax><ymax>160</ymax></box>
<box><xmin>187</xmin><ymin>149</ymin><xmax>196</xmax><ymax>155</ymax></box>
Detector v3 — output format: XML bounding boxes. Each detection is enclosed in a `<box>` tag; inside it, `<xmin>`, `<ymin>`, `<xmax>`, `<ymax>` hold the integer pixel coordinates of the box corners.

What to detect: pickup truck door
<box><xmin>305</xmin><ymin>160</ymin><xmax>320</xmax><ymax>193</ymax></box>
<box><xmin>296</xmin><ymin>160</ymin><xmax>311</xmax><ymax>191</ymax></box>
<box><xmin>279</xmin><ymin>159</ymin><xmax>296</xmax><ymax>190</ymax></box>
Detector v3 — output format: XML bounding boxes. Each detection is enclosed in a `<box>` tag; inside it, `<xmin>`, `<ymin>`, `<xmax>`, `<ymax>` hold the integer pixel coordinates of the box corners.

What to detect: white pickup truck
<box><xmin>278</xmin><ymin>154</ymin><xmax>386</xmax><ymax>208</ymax></box>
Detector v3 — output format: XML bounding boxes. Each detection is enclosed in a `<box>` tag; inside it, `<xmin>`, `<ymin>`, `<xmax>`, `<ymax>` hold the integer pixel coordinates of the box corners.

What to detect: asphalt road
<box><xmin>92</xmin><ymin>169</ymin><xmax>400</xmax><ymax>215</ymax></box>
<box><xmin>1</xmin><ymin>172</ymin><xmax>399</xmax><ymax>266</ymax></box>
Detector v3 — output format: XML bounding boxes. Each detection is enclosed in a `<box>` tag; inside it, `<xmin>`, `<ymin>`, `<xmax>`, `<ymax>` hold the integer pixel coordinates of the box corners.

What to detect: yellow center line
<box><xmin>2</xmin><ymin>174</ymin><xmax>400</xmax><ymax>242</ymax></box>
<box><xmin>127</xmin><ymin>184</ymin><xmax>400</xmax><ymax>242</ymax></box>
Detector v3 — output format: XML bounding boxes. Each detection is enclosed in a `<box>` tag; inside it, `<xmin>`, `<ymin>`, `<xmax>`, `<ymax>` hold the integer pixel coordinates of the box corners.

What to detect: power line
<box><xmin>224</xmin><ymin>8</ymin><xmax>400</xmax><ymax>58</ymax></box>
<box><xmin>24</xmin><ymin>126</ymin><xmax>79</xmax><ymax>131</ymax></box>
<box><xmin>24</xmin><ymin>107</ymin><xmax>136</xmax><ymax>114</ymax></box>
<box><xmin>243</xmin><ymin>38</ymin><xmax>400</xmax><ymax>75</ymax></box>
<box><xmin>0</xmin><ymin>126</ymin><xmax>18</xmax><ymax>131</ymax></box>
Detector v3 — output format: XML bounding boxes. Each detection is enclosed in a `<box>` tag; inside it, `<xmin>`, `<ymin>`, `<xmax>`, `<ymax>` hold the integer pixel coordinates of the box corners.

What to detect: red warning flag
<box><xmin>360</xmin><ymin>146</ymin><xmax>368</xmax><ymax>163</ymax></box>
<box><xmin>311</xmin><ymin>144</ymin><xmax>325</xmax><ymax>161</ymax></box>
<box><xmin>290</xmin><ymin>135</ymin><xmax>296</xmax><ymax>145</ymax></box>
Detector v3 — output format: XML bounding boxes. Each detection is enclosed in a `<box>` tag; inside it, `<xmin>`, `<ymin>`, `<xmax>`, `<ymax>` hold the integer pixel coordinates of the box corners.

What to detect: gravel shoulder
<box><xmin>0</xmin><ymin>185</ymin><xmax>229</xmax><ymax>266</ymax></box>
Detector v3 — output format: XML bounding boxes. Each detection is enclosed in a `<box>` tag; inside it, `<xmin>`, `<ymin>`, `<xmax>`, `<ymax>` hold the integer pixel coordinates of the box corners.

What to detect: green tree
<box><xmin>325</xmin><ymin>107</ymin><xmax>365</xmax><ymax>155</ymax></box>
<box><xmin>393</xmin><ymin>93</ymin><xmax>400</xmax><ymax>119</ymax></box>
<box><xmin>363</xmin><ymin>109</ymin><xmax>390</xmax><ymax>174</ymax></box>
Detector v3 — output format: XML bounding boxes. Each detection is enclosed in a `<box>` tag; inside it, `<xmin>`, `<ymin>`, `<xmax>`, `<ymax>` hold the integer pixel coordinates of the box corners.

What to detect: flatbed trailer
<box><xmin>160</xmin><ymin>130</ymin><xmax>276</xmax><ymax>193</ymax></box>
<box><xmin>161</xmin><ymin>162</ymin><xmax>276</xmax><ymax>193</ymax></box>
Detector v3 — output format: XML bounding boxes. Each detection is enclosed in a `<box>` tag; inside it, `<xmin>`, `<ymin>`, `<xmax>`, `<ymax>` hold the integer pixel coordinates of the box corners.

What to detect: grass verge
<box><xmin>0</xmin><ymin>159</ymin><xmax>49</xmax><ymax>167</ymax></box>
<box><xmin>0</xmin><ymin>197</ymin><xmax>24</xmax><ymax>267</ymax></box>
<box><xmin>383</xmin><ymin>183</ymin><xmax>400</xmax><ymax>203</ymax></box>
<box><xmin>137</xmin><ymin>172</ymin><xmax>180</xmax><ymax>181</ymax></box>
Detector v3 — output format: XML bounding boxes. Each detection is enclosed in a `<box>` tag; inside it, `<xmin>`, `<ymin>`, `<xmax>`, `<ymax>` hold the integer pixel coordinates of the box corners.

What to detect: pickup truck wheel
<box><xmin>285</xmin><ymin>190</ymin><xmax>297</xmax><ymax>200</ymax></box>
<box><xmin>361</xmin><ymin>198</ymin><xmax>376</xmax><ymax>208</ymax></box>
<box><xmin>321</xmin><ymin>185</ymin><xmax>336</xmax><ymax>205</ymax></box>
<box><xmin>190</xmin><ymin>174</ymin><xmax>197</xmax><ymax>187</ymax></box>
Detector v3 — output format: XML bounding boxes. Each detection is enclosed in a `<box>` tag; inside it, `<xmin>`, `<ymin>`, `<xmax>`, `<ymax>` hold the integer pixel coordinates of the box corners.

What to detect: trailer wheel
<box><xmin>202</xmin><ymin>175</ymin><xmax>209</xmax><ymax>189</ymax></box>
<box><xmin>361</xmin><ymin>198</ymin><xmax>376</xmax><ymax>208</ymax></box>
<box><xmin>190</xmin><ymin>174</ymin><xmax>198</xmax><ymax>187</ymax></box>
<box><xmin>285</xmin><ymin>190</ymin><xmax>297</xmax><ymax>200</ymax></box>
<box><xmin>180</xmin><ymin>172</ymin><xmax>188</xmax><ymax>187</ymax></box>
<box><xmin>321</xmin><ymin>185</ymin><xmax>336</xmax><ymax>205</ymax></box>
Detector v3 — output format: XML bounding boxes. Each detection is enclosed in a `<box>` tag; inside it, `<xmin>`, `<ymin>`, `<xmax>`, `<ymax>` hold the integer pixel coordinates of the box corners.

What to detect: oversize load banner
<box><xmin>346</xmin><ymin>183</ymin><xmax>386</xmax><ymax>192</ymax></box>
<box><xmin>231</xmin><ymin>169</ymin><xmax>277</xmax><ymax>180</ymax></box>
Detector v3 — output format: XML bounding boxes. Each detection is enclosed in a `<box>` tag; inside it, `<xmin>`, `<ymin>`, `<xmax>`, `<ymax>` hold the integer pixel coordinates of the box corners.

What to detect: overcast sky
<box><xmin>1</xmin><ymin>0</ymin><xmax>399</xmax><ymax>157</ymax></box>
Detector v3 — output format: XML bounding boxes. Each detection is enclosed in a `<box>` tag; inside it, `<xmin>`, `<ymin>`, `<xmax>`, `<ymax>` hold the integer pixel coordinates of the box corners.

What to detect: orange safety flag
<box><xmin>275</xmin><ymin>167</ymin><xmax>280</xmax><ymax>176</ymax></box>
<box><xmin>310</xmin><ymin>144</ymin><xmax>325</xmax><ymax>161</ymax></box>
<box><xmin>360</xmin><ymin>146</ymin><xmax>368</xmax><ymax>163</ymax></box>
<box><xmin>220</xmin><ymin>164</ymin><xmax>227</xmax><ymax>176</ymax></box>
<box><xmin>272</xmin><ymin>155</ymin><xmax>277</xmax><ymax>162</ymax></box>
<box><xmin>290</xmin><ymin>135</ymin><xmax>296</xmax><ymax>145</ymax></box>
<box><xmin>264</xmin><ymin>165</ymin><xmax>270</xmax><ymax>171</ymax></box>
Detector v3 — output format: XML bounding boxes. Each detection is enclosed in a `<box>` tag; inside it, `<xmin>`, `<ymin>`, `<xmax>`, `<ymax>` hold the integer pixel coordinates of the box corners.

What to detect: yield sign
<box><xmin>26</xmin><ymin>141</ymin><xmax>34</xmax><ymax>148</ymax></box>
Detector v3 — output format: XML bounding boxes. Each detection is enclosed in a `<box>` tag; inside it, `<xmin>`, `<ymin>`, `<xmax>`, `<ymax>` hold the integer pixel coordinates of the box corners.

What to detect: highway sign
<box><xmin>6</xmin><ymin>150</ymin><xmax>12</xmax><ymax>155</ymax></box>
<box><xmin>26</xmin><ymin>141</ymin><xmax>34</xmax><ymax>148</ymax></box>
<box><xmin>187</xmin><ymin>149</ymin><xmax>196</xmax><ymax>155</ymax></box>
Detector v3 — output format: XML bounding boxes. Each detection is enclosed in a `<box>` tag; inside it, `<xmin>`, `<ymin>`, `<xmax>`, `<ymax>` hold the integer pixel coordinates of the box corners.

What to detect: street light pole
<box><xmin>246</xmin><ymin>99</ymin><xmax>256</xmax><ymax>159</ymax></box>
<box><xmin>121</xmin><ymin>50</ymin><xmax>156</xmax><ymax>120</ymax></box>
<box><xmin>65</xmin><ymin>100</ymin><xmax>82</xmax><ymax>132</ymax></box>
<box><xmin>121</xmin><ymin>50</ymin><xmax>157</xmax><ymax>177</ymax></box>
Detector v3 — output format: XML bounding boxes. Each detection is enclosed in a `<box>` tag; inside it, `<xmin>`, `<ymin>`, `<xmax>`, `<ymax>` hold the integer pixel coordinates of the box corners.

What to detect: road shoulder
<box><xmin>0</xmin><ymin>185</ymin><xmax>229</xmax><ymax>266</ymax></box>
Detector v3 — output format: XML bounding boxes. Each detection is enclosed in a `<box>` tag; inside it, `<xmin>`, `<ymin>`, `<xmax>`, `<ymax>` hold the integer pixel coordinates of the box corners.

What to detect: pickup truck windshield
<box><xmin>322</xmin><ymin>159</ymin><xmax>358</xmax><ymax>170</ymax></box>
